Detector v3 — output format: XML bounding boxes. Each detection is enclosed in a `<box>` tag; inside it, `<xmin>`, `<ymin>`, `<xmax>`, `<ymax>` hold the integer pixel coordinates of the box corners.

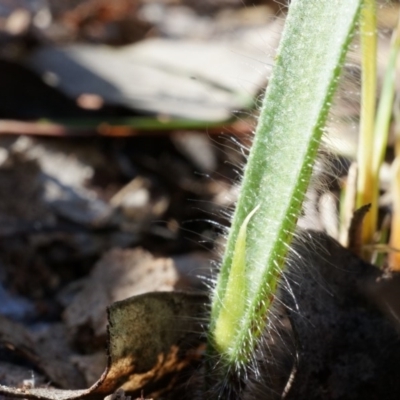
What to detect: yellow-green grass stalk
<box><xmin>356</xmin><ymin>0</ymin><xmax>378</xmax><ymax>258</ymax></box>
<box><xmin>375</xmin><ymin>214</ymin><xmax>390</xmax><ymax>267</ymax></box>
<box><xmin>379</xmin><ymin>12</ymin><xmax>400</xmax><ymax>270</ymax></box>
<box><xmin>390</xmin><ymin>157</ymin><xmax>400</xmax><ymax>270</ymax></box>
<box><xmin>372</xmin><ymin>9</ymin><xmax>400</xmax><ymax>265</ymax></box>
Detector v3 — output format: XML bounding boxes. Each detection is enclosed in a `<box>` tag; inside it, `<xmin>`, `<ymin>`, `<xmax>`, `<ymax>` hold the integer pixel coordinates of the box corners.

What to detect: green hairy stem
<box><xmin>209</xmin><ymin>0</ymin><xmax>362</xmax><ymax>366</ymax></box>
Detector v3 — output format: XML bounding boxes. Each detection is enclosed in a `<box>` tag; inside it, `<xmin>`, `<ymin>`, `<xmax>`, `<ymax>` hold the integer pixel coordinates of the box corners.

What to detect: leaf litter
<box><xmin>0</xmin><ymin>132</ymin><xmax>220</xmax><ymax>398</ymax></box>
<box><xmin>0</xmin><ymin>292</ymin><xmax>207</xmax><ymax>400</ymax></box>
<box><xmin>0</xmin><ymin>1</ymin><xmax>400</xmax><ymax>399</ymax></box>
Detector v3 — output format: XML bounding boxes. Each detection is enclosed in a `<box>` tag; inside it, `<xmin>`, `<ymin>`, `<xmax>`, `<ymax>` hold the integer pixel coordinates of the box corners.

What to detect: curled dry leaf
<box><xmin>0</xmin><ymin>292</ymin><xmax>207</xmax><ymax>400</ymax></box>
<box><xmin>347</xmin><ymin>204</ymin><xmax>372</xmax><ymax>256</ymax></box>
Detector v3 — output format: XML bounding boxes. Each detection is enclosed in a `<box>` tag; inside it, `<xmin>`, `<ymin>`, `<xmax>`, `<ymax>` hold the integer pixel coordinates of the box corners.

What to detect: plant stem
<box><xmin>377</xmin><ymin>11</ymin><xmax>400</xmax><ymax>269</ymax></box>
<box><xmin>209</xmin><ymin>0</ymin><xmax>362</xmax><ymax>367</ymax></box>
<box><xmin>373</xmin><ymin>9</ymin><xmax>400</xmax><ymax>174</ymax></box>
<box><xmin>356</xmin><ymin>0</ymin><xmax>377</xmax><ymax>257</ymax></box>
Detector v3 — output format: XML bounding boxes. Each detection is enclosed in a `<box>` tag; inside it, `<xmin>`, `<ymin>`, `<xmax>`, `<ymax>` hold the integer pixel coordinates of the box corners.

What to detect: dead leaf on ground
<box><xmin>64</xmin><ymin>248</ymin><xmax>180</xmax><ymax>343</ymax></box>
<box><xmin>0</xmin><ymin>291</ymin><xmax>208</xmax><ymax>399</ymax></box>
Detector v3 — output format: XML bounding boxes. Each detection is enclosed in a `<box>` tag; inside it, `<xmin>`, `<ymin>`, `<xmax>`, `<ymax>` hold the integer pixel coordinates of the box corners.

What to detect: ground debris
<box><xmin>63</xmin><ymin>248</ymin><xmax>180</xmax><ymax>343</ymax></box>
<box><xmin>0</xmin><ymin>292</ymin><xmax>207</xmax><ymax>400</ymax></box>
<box><xmin>0</xmin><ymin>315</ymin><xmax>85</xmax><ymax>389</ymax></box>
<box><xmin>104</xmin><ymin>388</ymin><xmax>154</xmax><ymax>400</ymax></box>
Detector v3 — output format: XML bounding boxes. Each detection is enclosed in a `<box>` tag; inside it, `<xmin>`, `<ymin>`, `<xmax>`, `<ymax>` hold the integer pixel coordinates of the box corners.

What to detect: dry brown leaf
<box><xmin>64</xmin><ymin>248</ymin><xmax>180</xmax><ymax>342</ymax></box>
<box><xmin>0</xmin><ymin>292</ymin><xmax>207</xmax><ymax>400</ymax></box>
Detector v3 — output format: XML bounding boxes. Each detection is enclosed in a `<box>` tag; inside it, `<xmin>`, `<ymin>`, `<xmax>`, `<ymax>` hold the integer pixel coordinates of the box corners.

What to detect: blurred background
<box><xmin>0</xmin><ymin>0</ymin><xmax>399</xmax><ymax>397</ymax></box>
<box><xmin>0</xmin><ymin>0</ymin><xmax>286</xmax><ymax>393</ymax></box>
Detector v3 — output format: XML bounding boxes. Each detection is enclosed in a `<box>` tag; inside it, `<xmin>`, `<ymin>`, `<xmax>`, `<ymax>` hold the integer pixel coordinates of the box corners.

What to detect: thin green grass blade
<box><xmin>43</xmin><ymin>116</ymin><xmax>230</xmax><ymax>130</ymax></box>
